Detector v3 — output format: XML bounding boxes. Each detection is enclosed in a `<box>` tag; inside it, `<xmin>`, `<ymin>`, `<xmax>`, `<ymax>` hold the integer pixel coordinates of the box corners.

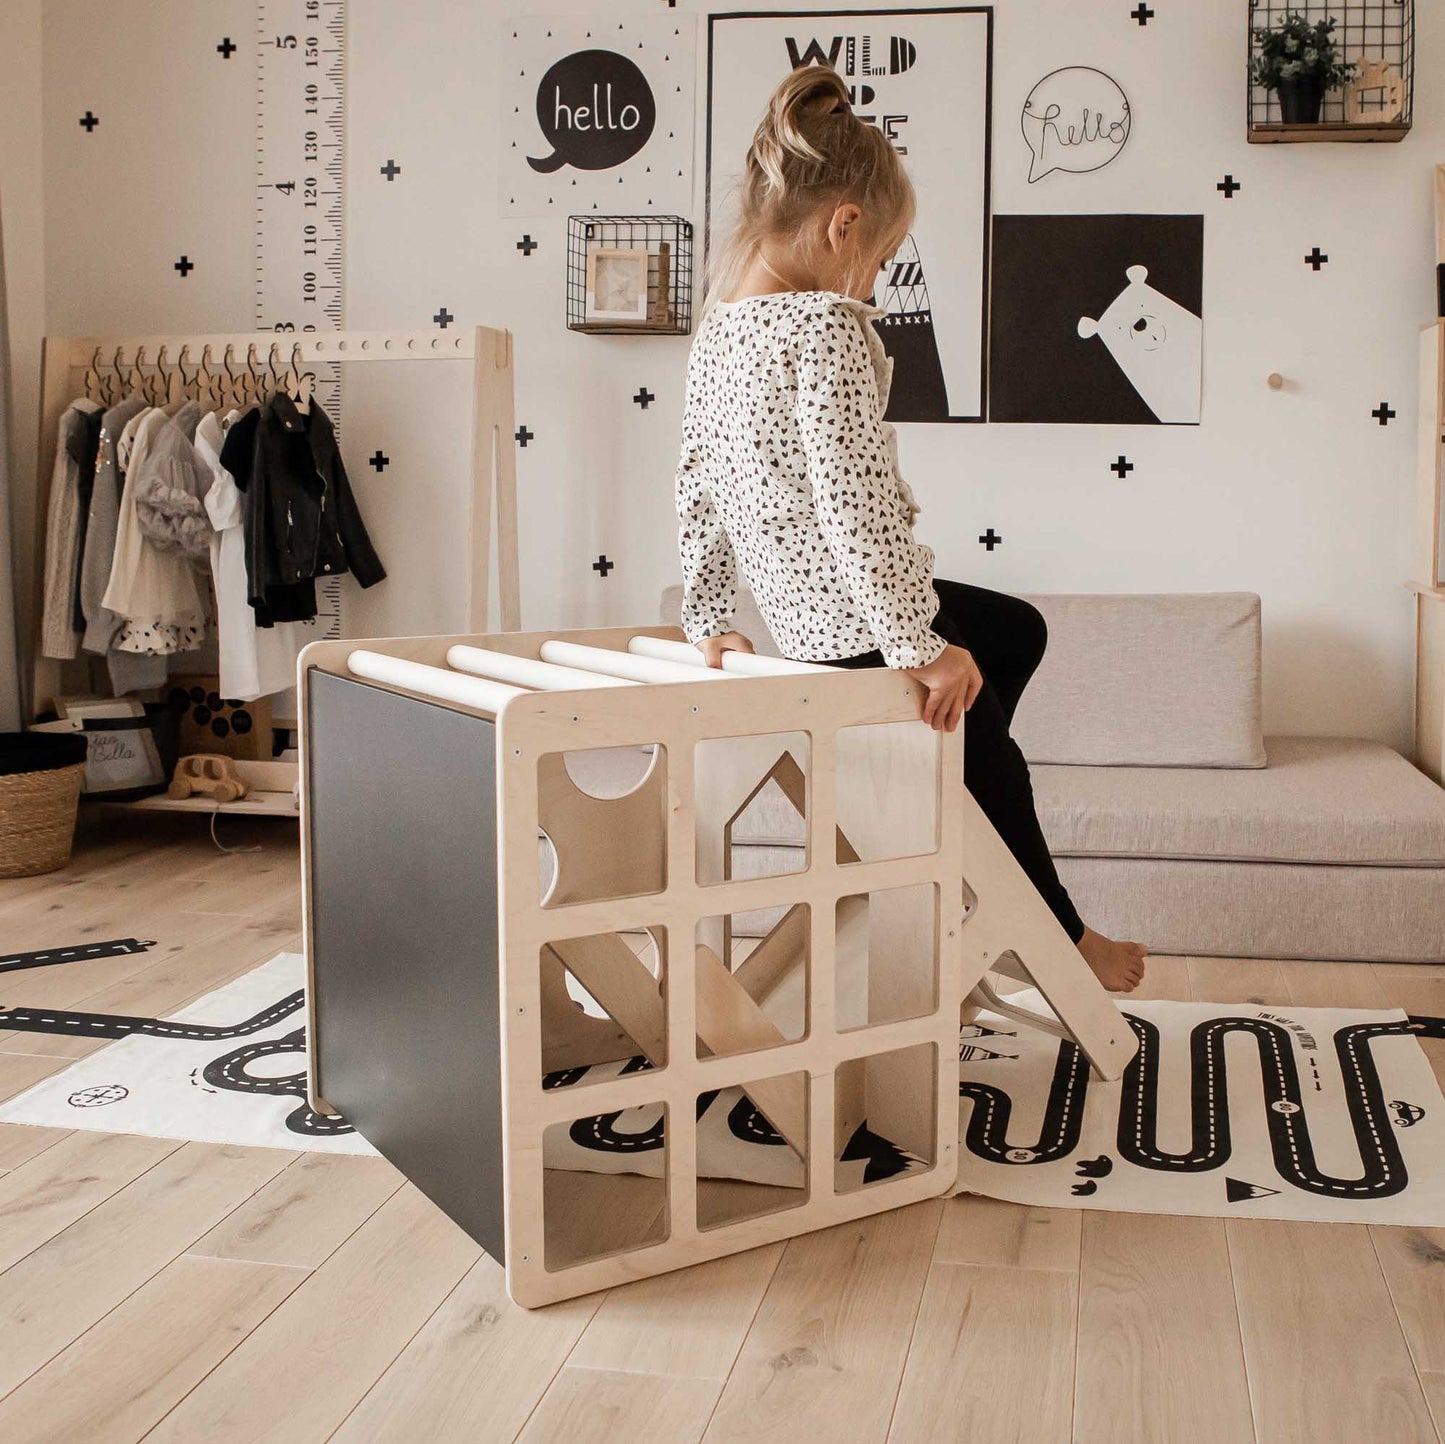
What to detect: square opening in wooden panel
<box><xmin>538</xmin><ymin>744</ymin><xmax>666</xmax><ymax>907</ymax></box>
<box><xmin>543</xmin><ymin>1102</ymin><xmax>669</xmax><ymax>1271</ymax></box>
<box><xmin>540</xmin><ymin>927</ymin><xmax>666</xmax><ymax>1087</ymax></box>
<box><xmin>696</xmin><ymin>1069</ymin><xmax>810</xmax><ymax>1231</ymax></box>
<box><xmin>835</xmin><ymin>884</ymin><xmax>939</xmax><ymax>1032</ymax></box>
<box><xmin>834</xmin><ymin>721</ymin><xmax>939</xmax><ymax>864</ymax></box>
<box><xmin>694</xmin><ymin>731</ymin><xmax>810</xmax><ymax>886</ymax></box>
<box><xmin>833</xmin><ymin>1042</ymin><xmax>937</xmax><ymax>1195</ymax></box>
<box><xmin>695</xmin><ymin>905</ymin><xmax>809</xmax><ymax>1060</ymax></box>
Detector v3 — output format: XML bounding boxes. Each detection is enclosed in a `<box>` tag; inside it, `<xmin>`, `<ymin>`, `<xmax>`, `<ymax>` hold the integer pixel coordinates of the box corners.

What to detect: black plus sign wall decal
<box><xmin>516</xmin><ymin>234</ymin><xmax>538</xmax><ymax>257</ymax></box>
<box><xmin>1130</xmin><ymin>3</ymin><xmax>1154</xmax><ymax>24</ymax></box>
<box><xmin>380</xmin><ymin>159</ymin><xmax>401</xmax><ymax>181</ymax></box>
<box><xmin>174</xmin><ymin>255</ymin><xmax>194</xmax><ymax>278</ymax></box>
<box><xmin>1111</xmin><ymin>455</ymin><xmax>1134</xmax><ymax>478</ymax></box>
<box><xmin>216</xmin><ymin>37</ymin><xmax>237</xmax><ymax>58</ymax></box>
<box><xmin>78</xmin><ymin>110</ymin><xmax>99</xmax><ymax>133</ymax></box>
<box><xmin>515</xmin><ymin>424</ymin><xmax>534</xmax><ymax>447</ymax></box>
<box><xmin>593</xmin><ymin>554</ymin><xmax>615</xmax><ymax>577</ymax></box>
<box><xmin>1217</xmin><ymin>174</ymin><xmax>1241</xmax><ymax>199</ymax></box>
<box><xmin>633</xmin><ymin>387</ymin><xmax>655</xmax><ymax>409</ymax></box>
<box><xmin>433</xmin><ymin>306</ymin><xmax>454</xmax><ymax>328</ymax></box>
<box><xmin>978</xmin><ymin>528</ymin><xmax>1002</xmax><ymax>551</ymax></box>
<box><xmin>1372</xmin><ymin>401</ymin><xmax>1397</xmax><ymax>426</ymax></box>
<box><xmin>369</xmin><ymin>450</ymin><xmax>390</xmax><ymax>471</ymax></box>
<box><xmin>1304</xmin><ymin>246</ymin><xmax>1328</xmax><ymax>271</ymax></box>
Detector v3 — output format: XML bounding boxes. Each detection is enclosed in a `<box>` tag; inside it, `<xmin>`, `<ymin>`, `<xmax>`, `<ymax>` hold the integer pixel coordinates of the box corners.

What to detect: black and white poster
<box><xmin>989</xmin><ymin>213</ymin><xmax>1203</xmax><ymax>424</ymax></box>
<box><xmin>501</xmin><ymin>16</ymin><xmax>695</xmax><ymax>217</ymax></box>
<box><xmin>706</xmin><ymin>8</ymin><xmax>993</xmax><ymax>423</ymax></box>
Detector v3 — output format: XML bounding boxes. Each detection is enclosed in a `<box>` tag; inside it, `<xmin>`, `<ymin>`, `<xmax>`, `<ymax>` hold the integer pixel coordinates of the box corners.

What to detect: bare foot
<box><xmin>1078</xmin><ymin>927</ymin><xmax>1148</xmax><ymax>993</ymax></box>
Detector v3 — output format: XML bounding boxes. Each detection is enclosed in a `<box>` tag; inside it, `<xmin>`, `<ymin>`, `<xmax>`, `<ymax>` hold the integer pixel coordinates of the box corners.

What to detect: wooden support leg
<box><xmin>957</xmin><ymin>790</ymin><xmax>1137</xmax><ymax>1080</ymax></box>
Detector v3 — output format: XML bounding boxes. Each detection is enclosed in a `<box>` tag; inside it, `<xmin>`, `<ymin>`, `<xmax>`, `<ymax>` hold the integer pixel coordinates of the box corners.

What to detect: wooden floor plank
<box><xmin>0</xmin><ymin>1141</ymin><xmax>293</xmax><ymax>1398</ymax></box>
<box><xmin>1420</xmin><ymin>1372</ymin><xmax>1445</xmax><ymax>1441</ymax></box>
<box><xmin>1188</xmin><ymin>957</ymin><xmax>1290</xmax><ymax>1006</ymax></box>
<box><xmin>0</xmin><ymin>1254</ymin><xmax>301</xmax><ymax>1442</ymax></box>
<box><xmin>0</xmin><ymin>1053</ymin><xmax>66</xmax><ymax>1103</ymax></box>
<box><xmin>703</xmin><ymin>1200</ymin><xmax>941</xmax><ymax>1442</ymax></box>
<box><xmin>1074</xmin><ymin>1212</ymin><xmax>1254</xmax><ymax>1444</ymax></box>
<box><xmin>932</xmin><ymin>1193</ymin><xmax>1080</xmax><ymax>1272</ymax></box>
<box><xmin>188</xmin><ymin>1152</ymin><xmax>403</xmax><ymax>1269</ymax></box>
<box><xmin>1129</xmin><ymin>953</ymin><xmax>1194</xmax><ymax>1002</ymax></box>
<box><xmin>0</xmin><ymin>1131</ymin><xmax>180</xmax><ymax>1274</ymax></box>
<box><xmin>519</xmin><ymin>1365</ymin><xmax>721</xmax><ymax>1444</ymax></box>
<box><xmin>145</xmin><ymin>1184</ymin><xmax>481</xmax><ymax>1442</ymax></box>
<box><xmin>334</xmin><ymin>1255</ymin><xmax>603</xmax><ymax>1443</ymax></box>
<box><xmin>1283</xmin><ymin>960</ymin><xmax>1391</xmax><ymax>1010</ymax></box>
<box><xmin>569</xmin><ymin>1242</ymin><xmax>784</xmax><ymax>1380</ymax></box>
<box><xmin>1371</xmin><ymin>1225</ymin><xmax>1445</xmax><ymax>1374</ymax></box>
<box><xmin>0</xmin><ymin>1124</ymin><xmax>71</xmax><ymax>1173</ymax></box>
<box><xmin>887</xmin><ymin>1261</ymin><xmax>1076</xmax><ymax>1444</ymax></box>
<box><xmin>1229</xmin><ymin>1219</ymin><xmax>1436</xmax><ymax>1442</ymax></box>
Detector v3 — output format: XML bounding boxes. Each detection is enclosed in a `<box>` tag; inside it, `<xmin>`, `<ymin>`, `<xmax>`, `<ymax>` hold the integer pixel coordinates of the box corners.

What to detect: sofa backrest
<box><xmin>658</xmin><ymin>586</ymin><xmax>1266</xmax><ymax>769</ymax></box>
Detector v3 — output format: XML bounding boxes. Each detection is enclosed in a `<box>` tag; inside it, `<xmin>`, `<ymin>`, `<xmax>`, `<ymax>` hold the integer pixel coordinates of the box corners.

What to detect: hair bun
<box><xmin>750</xmin><ymin>65</ymin><xmax>854</xmax><ymax>191</ymax></box>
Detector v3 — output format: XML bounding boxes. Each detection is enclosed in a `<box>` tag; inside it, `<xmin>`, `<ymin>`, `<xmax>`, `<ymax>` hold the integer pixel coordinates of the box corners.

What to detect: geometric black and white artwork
<box><xmin>989</xmin><ymin>213</ymin><xmax>1204</xmax><ymax>424</ymax></box>
<box><xmin>952</xmin><ymin>994</ymin><xmax>1445</xmax><ymax>1225</ymax></box>
<box><xmin>706</xmin><ymin>8</ymin><xmax>993</xmax><ymax>422</ymax></box>
<box><xmin>500</xmin><ymin>16</ymin><xmax>695</xmax><ymax>216</ymax></box>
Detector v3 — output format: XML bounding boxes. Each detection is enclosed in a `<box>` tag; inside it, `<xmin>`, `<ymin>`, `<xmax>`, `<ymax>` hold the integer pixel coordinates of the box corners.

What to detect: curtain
<box><xmin>0</xmin><ymin>194</ymin><xmax>21</xmax><ymax>731</ymax></box>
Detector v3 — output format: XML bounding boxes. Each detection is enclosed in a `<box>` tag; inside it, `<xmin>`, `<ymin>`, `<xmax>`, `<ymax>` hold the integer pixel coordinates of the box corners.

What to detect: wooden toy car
<box><xmin>167</xmin><ymin>753</ymin><xmax>249</xmax><ymax>803</ymax></box>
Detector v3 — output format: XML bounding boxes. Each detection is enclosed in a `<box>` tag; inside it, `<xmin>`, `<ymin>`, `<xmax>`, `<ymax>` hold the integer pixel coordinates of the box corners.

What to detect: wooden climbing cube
<box><xmin>302</xmin><ymin>625</ymin><xmax>970</xmax><ymax>1306</ymax></box>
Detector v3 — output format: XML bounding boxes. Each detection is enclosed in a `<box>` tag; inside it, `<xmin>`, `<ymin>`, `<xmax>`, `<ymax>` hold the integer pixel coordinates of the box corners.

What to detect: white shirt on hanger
<box><xmin>197</xmin><ymin>409</ymin><xmax>302</xmax><ymax>702</ymax></box>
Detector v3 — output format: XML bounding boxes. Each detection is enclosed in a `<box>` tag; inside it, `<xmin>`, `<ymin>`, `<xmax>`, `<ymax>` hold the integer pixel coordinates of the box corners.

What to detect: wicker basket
<box><xmin>0</xmin><ymin>735</ymin><xmax>88</xmax><ymax>879</ymax></box>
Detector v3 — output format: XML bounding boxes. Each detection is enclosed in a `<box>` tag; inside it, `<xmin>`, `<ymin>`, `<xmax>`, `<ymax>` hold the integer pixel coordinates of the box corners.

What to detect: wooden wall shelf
<box><xmin>1247</xmin><ymin>121</ymin><xmax>1410</xmax><ymax>144</ymax></box>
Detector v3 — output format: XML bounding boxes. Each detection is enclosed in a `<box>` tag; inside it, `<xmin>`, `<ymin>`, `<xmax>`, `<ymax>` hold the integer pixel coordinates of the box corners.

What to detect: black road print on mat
<box><xmin>960</xmin><ymin>1012</ymin><xmax>1443</xmax><ymax>1202</ymax></box>
<box><xmin>0</xmin><ymin>938</ymin><xmax>155</xmax><ymax>974</ymax></box>
<box><xmin>0</xmin><ymin>989</ymin><xmax>354</xmax><ymax>1140</ymax></box>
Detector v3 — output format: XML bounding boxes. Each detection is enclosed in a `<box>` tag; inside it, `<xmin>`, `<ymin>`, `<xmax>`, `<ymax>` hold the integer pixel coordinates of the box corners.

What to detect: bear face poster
<box><xmin>501</xmin><ymin>16</ymin><xmax>695</xmax><ymax>217</ymax></box>
<box><xmin>705</xmin><ymin>8</ymin><xmax>993</xmax><ymax>424</ymax></box>
<box><xmin>989</xmin><ymin>213</ymin><xmax>1204</xmax><ymax>425</ymax></box>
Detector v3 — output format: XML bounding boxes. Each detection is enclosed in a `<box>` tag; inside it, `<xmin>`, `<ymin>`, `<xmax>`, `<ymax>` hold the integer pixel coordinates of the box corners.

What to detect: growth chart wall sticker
<box><xmin>1021</xmin><ymin>66</ymin><xmax>1131</xmax><ymax>183</ymax></box>
<box><xmin>706</xmin><ymin>7</ymin><xmax>993</xmax><ymax>423</ymax></box>
<box><xmin>989</xmin><ymin>213</ymin><xmax>1203</xmax><ymax>425</ymax></box>
<box><xmin>501</xmin><ymin>16</ymin><xmax>695</xmax><ymax>216</ymax></box>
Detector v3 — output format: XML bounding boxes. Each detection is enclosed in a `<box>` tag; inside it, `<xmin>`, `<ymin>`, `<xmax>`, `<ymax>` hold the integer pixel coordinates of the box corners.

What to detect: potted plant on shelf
<box><xmin>1251</xmin><ymin>13</ymin><xmax>1357</xmax><ymax>125</ymax></box>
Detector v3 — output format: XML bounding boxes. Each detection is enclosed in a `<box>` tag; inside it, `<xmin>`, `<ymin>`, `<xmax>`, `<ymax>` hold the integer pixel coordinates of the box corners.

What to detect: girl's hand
<box><xmin>698</xmin><ymin>631</ymin><xmax>755</xmax><ymax>669</ymax></box>
<box><xmin>906</xmin><ymin>644</ymin><xmax>983</xmax><ymax>732</ymax></box>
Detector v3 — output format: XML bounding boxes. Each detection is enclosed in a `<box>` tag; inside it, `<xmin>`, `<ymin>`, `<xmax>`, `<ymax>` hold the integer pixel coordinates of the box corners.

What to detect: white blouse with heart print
<box><xmin>674</xmin><ymin>289</ymin><xmax>944</xmax><ymax>669</ymax></box>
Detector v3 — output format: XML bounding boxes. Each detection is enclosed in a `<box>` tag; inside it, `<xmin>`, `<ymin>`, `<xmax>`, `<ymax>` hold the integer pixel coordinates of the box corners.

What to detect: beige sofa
<box><xmin>661</xmin><ymin>587</ymin><xmax>1445</xmax><ymax>963</ymax></box>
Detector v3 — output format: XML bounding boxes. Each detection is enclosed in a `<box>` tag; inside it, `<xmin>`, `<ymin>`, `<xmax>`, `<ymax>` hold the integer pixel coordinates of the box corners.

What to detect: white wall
<box><xmin>25</xmin><ymin>0</ymin><xmax>1439</xmax><ymax>750</ymax></box>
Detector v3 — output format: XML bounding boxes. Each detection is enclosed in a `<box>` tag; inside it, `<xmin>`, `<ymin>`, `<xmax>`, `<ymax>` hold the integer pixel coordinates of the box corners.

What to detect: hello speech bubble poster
<box><xmin>501</xmin><ymin>16</ymin><xmax>696</xmax><ymax>218</ymax></box>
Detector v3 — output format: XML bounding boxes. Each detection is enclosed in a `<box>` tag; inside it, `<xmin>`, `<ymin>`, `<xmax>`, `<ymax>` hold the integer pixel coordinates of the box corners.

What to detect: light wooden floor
<box><xmin>0</xmin><ymin>813</ymin><xmax>1443</xmax><ymax>1442</ymax></box>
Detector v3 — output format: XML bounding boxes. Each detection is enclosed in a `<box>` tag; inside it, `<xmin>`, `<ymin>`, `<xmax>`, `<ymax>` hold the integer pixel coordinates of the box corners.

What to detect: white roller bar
<box><xmin>348</xmin><ymin>650</ymin><xmax>525</xmax><ymax>714</ymax></box>
<box><xmin>626</xmin><ymin>635</ymin><xmax>834</xmax><ymax>677</ymax></box>
<box><xmin>537</xmin><ymin>639</ymin><xmax>729</xmax><ymax>684</ymax></box>
<box><xmin>446</xmin><ymin>644</ymin><xmax>637</xmax><ymax>691</ymax></box>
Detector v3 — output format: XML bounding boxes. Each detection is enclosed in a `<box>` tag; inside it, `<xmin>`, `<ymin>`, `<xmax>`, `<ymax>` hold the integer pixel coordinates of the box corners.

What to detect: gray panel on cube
<box><xmin>307</xmin><ymin>670</ymin><xmax>504</xmax><ymax>1257</ymax></box>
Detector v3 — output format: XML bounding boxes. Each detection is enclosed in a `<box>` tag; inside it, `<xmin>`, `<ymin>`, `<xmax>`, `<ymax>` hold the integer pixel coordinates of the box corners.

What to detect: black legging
<box><xmin>822</xmin><ymin>579</ymin><xmax>1086</xmax><ymax>944</ymax></box>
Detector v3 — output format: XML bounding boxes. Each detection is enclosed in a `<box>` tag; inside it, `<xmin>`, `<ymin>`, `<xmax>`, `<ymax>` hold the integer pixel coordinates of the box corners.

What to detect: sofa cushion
<box><xmin>663</xmin><ymin>585</ymin><xmax>1266</xmax><ymax>769</ymax></box>
<box><xmin>1011</xmin><ymin>592</ymin><xmax>1266</xmax><ymax>769</ymax></box>
<box><xmin>1034</xmin><ymin>736</ymin><xmax>1445</xmax><ymax>867</ymax></box>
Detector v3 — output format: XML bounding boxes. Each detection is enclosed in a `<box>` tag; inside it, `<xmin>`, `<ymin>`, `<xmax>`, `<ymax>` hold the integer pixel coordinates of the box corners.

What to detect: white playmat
<box><xmin>952</xmin><ymin>993</ymin><xmax>1445</xmax><ymax>1226</ymax></box>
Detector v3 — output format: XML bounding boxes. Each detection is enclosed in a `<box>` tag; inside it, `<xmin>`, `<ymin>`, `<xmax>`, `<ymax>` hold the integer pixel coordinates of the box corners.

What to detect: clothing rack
<box><xmin>28</xmin><ymin>326</ymin><xmax>518</xmax><ymax>723</ymax></box>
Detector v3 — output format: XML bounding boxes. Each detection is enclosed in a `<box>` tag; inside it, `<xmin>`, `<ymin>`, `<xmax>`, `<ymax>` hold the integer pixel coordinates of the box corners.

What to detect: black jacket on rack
<box><xmin>221</xmin><ymin>393</ymin><xmax>385</xmax><ymax>623</ymax></box>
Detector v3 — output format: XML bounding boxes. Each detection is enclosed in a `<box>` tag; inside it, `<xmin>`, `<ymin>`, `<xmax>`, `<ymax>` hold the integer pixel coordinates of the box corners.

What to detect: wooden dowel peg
<box><xmin>1268</xmin><ymin>372</ymin><xmax>1285</xmax><ymax>390</ymax></box>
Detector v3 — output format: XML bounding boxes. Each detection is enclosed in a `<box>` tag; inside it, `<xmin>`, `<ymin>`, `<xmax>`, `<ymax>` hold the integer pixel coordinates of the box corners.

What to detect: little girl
<box><xmin>675</xmin><ymin>65</ymin><xmax>1147</xmax><ymax>992</ymax></box>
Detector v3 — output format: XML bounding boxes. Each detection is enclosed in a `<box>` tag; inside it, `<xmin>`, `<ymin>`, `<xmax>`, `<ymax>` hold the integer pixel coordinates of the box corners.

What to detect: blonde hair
<box><xmin>707</xmin><ymin>65</ymin><xmax>914</xmax><ymax>311</ymax></box>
